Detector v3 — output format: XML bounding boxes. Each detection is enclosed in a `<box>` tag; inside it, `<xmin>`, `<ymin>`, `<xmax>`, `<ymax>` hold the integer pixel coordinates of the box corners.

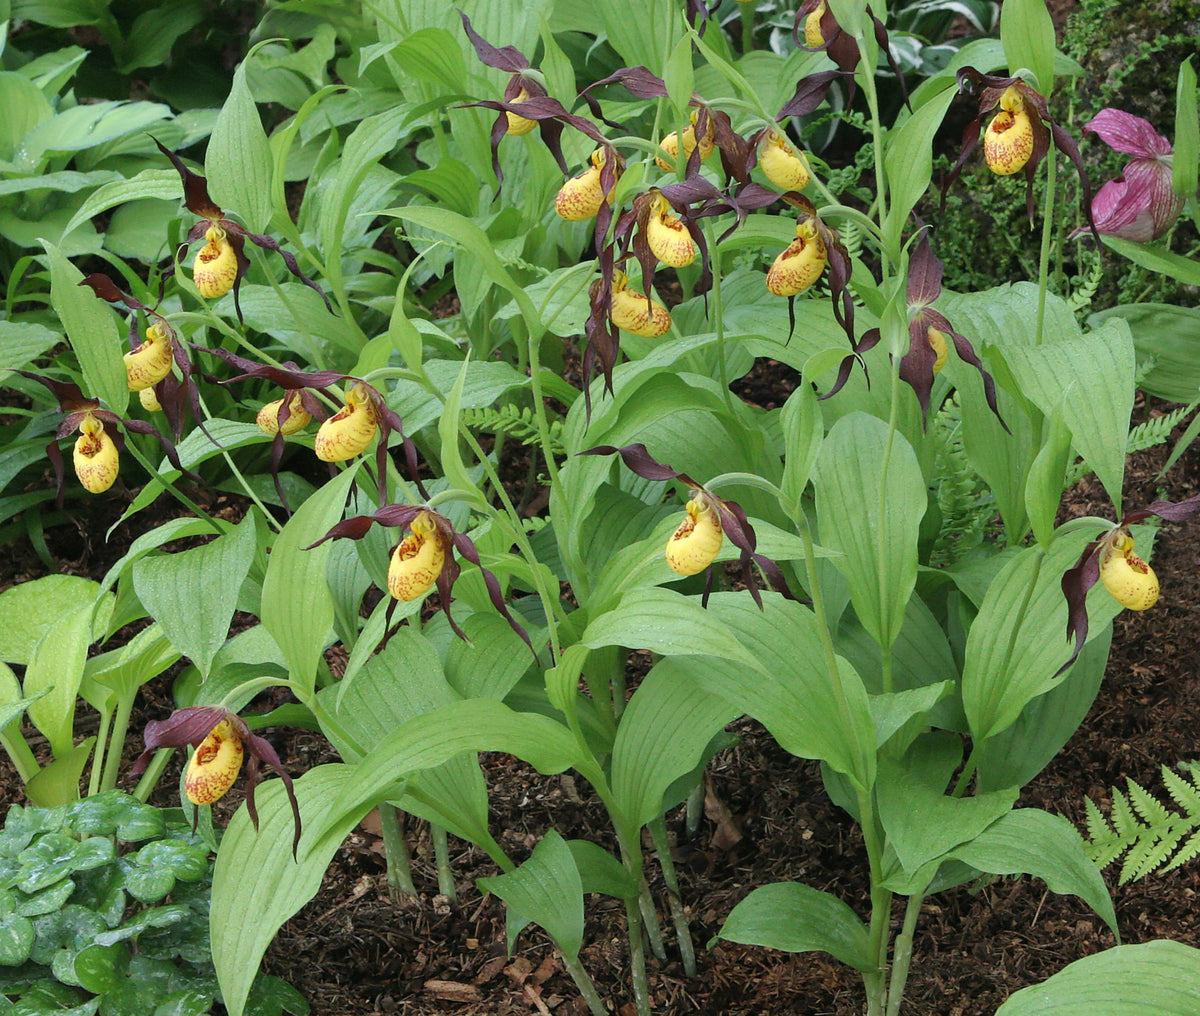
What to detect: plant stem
<box><xmin>638</xmin><ymin>873</ymin><xmax>668</xmax><ymax>961</ymax></box>
<box><xmin>121</xmin><ymin>442</ymin><xmax>225</xmax><ymax>535</ymax></box>
<box><xmin>685</xmin><ymin>780</ymin><xmax>705</xmax><ymax>838</ymax></box>
<box><xmin>704</xmin><ymin>220</ymin><xmax>737</xmax><ymax>417</ymax></box>
<box><xmin>99</xmin><ymin>693</ymin><xmax>135</xmax><ymax>792</ymax></box>
<box><xmin>649</xmin><ymin>817</ymin><xmax>697</xmax><ymax>976</ymax></box>
<box><xmin>885</xmin><ymin>891</ymin><xmax>926</xmax><ymax>1016</ymax></box>
<box><xmin>1035</xmin><ymin>145</ymin><xmax>1058</xmax><ymax>345</ymax></box>
<box><xmin>624</xmin><ymin>896</ymin><xmax>653</xmax><ymax>1016</ymax></box>
<box><xmin>561</xmin><ymin>953</ymin><xmax>608</xmax><ymax>1016</ymax></box>
<box><xmin>858</xmin><ymin>789</ymin><xmax>892</xmax><ymax>1016</ymax></box>
<box><xmin>432</xmin><ymin>823</ymin><xmax>457</xmax><ymax>903</ymax></box>
<box><xmin>378</xmin><ymin>803</ymin><xmax>416</xmax><ymax>896</ymax></box>
<box><xmin>88</xmin><ymin>707</ymin><xmax>113</xmax><ymax>797</ymax></box>
<box><xmin>741</xmin><ymin>1</ymin><xmax>754</xmax><ymax>54</ymax></box>
<box><xmin>131</xmin><ymin>748</ymin><xmax>173</xmax><ymax>803</ymax></box>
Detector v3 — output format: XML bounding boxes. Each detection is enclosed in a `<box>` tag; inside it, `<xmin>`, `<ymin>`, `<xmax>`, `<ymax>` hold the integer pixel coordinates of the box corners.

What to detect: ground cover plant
<box><xmin>2</xmin><ymin>0</ymin><xmax>1200</xmax><ymax>1013</ymax></box>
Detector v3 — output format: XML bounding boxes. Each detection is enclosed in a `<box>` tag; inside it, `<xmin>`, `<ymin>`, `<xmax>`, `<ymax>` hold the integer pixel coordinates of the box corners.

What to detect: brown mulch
<box><xmin>2</xmin><ymin>392</ymin><xmax>1199</xmax><ymax>1016</ymax></box>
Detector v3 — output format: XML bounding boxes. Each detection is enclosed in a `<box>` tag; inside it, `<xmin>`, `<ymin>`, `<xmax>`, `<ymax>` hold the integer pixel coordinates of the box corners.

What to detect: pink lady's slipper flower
<box><xmin>1082</xmin><ymin>108</ymin><xmax>1185</xmax><ymax>242</ymax></box>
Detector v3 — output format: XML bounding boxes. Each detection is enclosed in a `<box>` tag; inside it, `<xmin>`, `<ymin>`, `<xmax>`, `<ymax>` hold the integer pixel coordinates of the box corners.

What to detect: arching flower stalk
<box><xmin>154</xmin><ymin>139</ymin><xmax>330</xmax><ymax>321</ymax></box>
<box><xmin>196</xmin><ymin>348</ymin><xmax>425</xmax><ymax>510</ymax></box>
<box><xmin>306</xmin><ymin>505</ymin><xmax>535</xmax><ymax>655</ymax></box>
<box><xmin>14</xmin><ymin>371</ymin><xmax>196</xmax><ymax>504</ymax></box>
<box><xmin>1060</xmin><ymin>495</ymin><xmax>1200</xmax><ymax>674</ymax></box>
<box><xmin>129</xmin><ymin>706</ymin><xmax>302</xmax><ymax>856</ymax></box>
<box><xmin>942</xmin><ymin>69</ymin><xmax>1097</xmax><ymax>235</ymax></box>
<box><xmin>580</xmin><ymin>443</ymin><xmax>794</xmax><ymax>608</ymax></box>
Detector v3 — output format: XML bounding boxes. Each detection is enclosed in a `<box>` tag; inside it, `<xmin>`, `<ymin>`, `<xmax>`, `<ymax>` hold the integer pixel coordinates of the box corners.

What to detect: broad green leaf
<box><xmin>958</xmin><ymin>377</ymin><xmax>1035</xmax><ymax>543</ymax></box>
<box><xmin>715</xmin><ymin>882</ymin><xmax>873</xmax><ymax>971</ymax></box>
<box><xmin>1000</xmin><ymin>317</ymin><xmax>1135</xmax><ymax>514</ymax></box>
<box><xmin>132</xmin><ymin>513</ymin><xmax>258</xmax><ymax>680</ymax></box>
<box><xmin>436</xmin><ymin>357</ymin><xmax>476</xmax><ymax>498</ymax></box>
<box><xmin>387</xmin><ymin>357</ymin><xmax>528</xmax><ymax>433</ymax></box>
<box><xmin>0</xmin><ymin>70</ymin><xmax>52</xmax><ymax>162</ymax></box>
<box><xmin>260</xmin><ymin>466</ymin><xmax>359</xmax><ymax>696</ymax></box>
<box><xmin>663</xmin><ymin>34</ymin><xmax>694</xmax><ymax>117</ymax></box>
<box><xmin>21</xmin><ymin>100</ymin><xmax>171</xmax><ymax>170</ymax></box>
<box><xmin>950</xmin><ymin>809</ymin><xmax>1117</xmax><ymax>936</ymax></box>
<box><xmin>1174</xmin><ymin>58</ymin><xmax>1198</xmax><ymax>200</ymax></box>
<box><xmin>80</xmin><ymin>622</ymin><xmax>180</xmax><ymax>711</ymax></box>
<box><xmin>813</xmin><ymin>413</ymin><xmax>925</xmax><ymax>653</ymax></box>
<box><xmin>1092</xmin><ymin>304</ymin><xmax>1200</xmax><ymax>402</ymax></box>
<box><xmin>0</xmin><ymin>575</ymin><xmax>99</xmax><ymax>665</ymax></box>
<box><xmin>609</xmin><ymin>661</ymin><xmax>738</xmax><ymax>840</ymax></box>
<box><xmin>1101</xmin><ymin>235</ymin><xmax>1200</xmax><ymax>288</ymax></box>
<box><xmin>1000</xmin><ymin>0</ymin><xmax>1055</xmax><ymax>92</ymax></box>
<box><xmin>579</xmin><ymin>587</ymin><xmax>757</xmax><ymax>668</ymax></box>
<box><xmin>206</xmin><ymin>58</ymin><xmax>272</xmax><ymax>233</ymax></box>
<box><xmin>598</xmin><ymin>0</ymin><xmax>676</xmax><ymax>73</ymax></box>
<box><xmin>961</xmin><ymin>534</ymin><xmax>1123</xmax><ymax>743</ymax></box>
<box><xmin>883</xmin><ymin>83</ymin><xmax>957</xmax><ymax>246</ymax></box>
<box><xmin>60</xmin><ymin>168</ymin><xmax>182</xmax><ymax>238</ymax></box>
<box><xmin>0</xmin><ymin>320</ymin><xmax>59</xmax><ymax>385</ymax></box>
<box><xmin>389</xmin><ymin>27</ymin><xmax>465</xmax><ymax>92</ymax></box>
<box><xmin>779</xmin><ymin>381</ymin><xmax>822</xmax><ymax>507</ymax></box>
<box><xmin>567</xmin><ymin>839</ymin><xmax>639</xmax><ymax>899</ymax></box>
<box><xmin>25</xmin><ymin>737</ymin><xmax>94</xmax><ymax>807</ymax></box>
<box><xmin>97</xmin><ymin>516</ymin><xmax>221</xmax><ymax>600</ymax></box>
<box><xmin>25</xmin><ymin>596</ymin><xmax>111</xmax><ymax>757</ymax></box>
<box><xmin>0</xmin><ymin>169</ymin><xmax>118</xmax><ymax>198</ymax></box>
<box><xmin>444</xmin><ymin>613</ymin><xmax>532</xmax><ymax>700</ymax></box>
<box><xmin>41</xmin><ymin>241</ymin><xmax>126</xmax><ymax>414</ymax></box>
<box><xmin>676</xmin><ymin>593</ymin><xmax>876</xmax><ymax>790</ymax></box>
<box><xmin>477</xmin><ymin>830</ymin><xmax>584</xmax><ymax>962</ymax></box>
<box><xmin>996</xmin><ymin>941</ymin><xmax>1200</xmax><ymax>1015</ymax></box>
<box><xmin>1024</xmin><ymin>403</ymin><xmax>1072</xmax><ymax>549</ymax></box>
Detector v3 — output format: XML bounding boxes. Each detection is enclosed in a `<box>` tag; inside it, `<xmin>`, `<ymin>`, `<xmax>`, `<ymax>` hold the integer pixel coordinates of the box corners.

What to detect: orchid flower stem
<box><xmin>120</xmin><ymin>442</ymin><xmax>224</xmax><ymax>536</ymax></box>
<box><xmin>1035</xmin><ymin>145</ymin><xmax>1058</xmax><ymax>345</ymax></box>
<box><xmin>741</xmin><ymin>1</ymin><xmax>754</xmax><ymax>54</ymax></box>
<box><xmin>431</xmin><ymin>824</ymin><xmax>457</xmax><ymax>903</ymax></box>
<box><xmin>99</xmin><ymin>693</ymin><xmax>136</xmax><ymax>792</ymax></box>
<box><xmin>877</xmin><ymin>367</ymin><xmax>902</xmax><ymax>694</ymax></box>
<box><xmin>132</xmin><ymin>748</ymin><xmax>173</xmax><ymax>803</ymax></box>
<box><xmin>1</xmin><ymin>729</ymin><xmax>39</xmax><ymax>786</ymax></box>
<box><xmin>624</xmin><ymin>896</ymin><xmax>653</xmax><ymax>1016</ymax></box>
<box><xmin>194</xmin><ymin>391</ymin><xmax>284</xmax><ymax>532</ymax></box>
<box><xmin>562</xmin><ymin>955</ymin><xmax>608</xmax><ymax>1016</ymax></box>
<box><xmin>703</xmin><ymin>221</ymin><xmax>736</xmax><ymax>415</ymax></box>
<box><xmin>378</xmin><ymin>804</ymin><xmax>416</xmax><ymax>896</ymax></box>
<box><xmin>649</xmin><ymin>816</ymin><xmax>697</xmax><ymax>976</ymax></box>
<box><xmin>885</xmin><ymin>890</ymin><xmax>927</xmax><ymax>1016</ymax></box>
<box><xmin>638</xmin><ymin>875</ymin><xmax>668</xmax><ymax>961</ymax></box>
<box><xmin>858</xmin><ymin>35</ymin><xmax>890</xmax><ymax>227</ymax></box>
<box><xmin>858</xmin><ymin>788</ymin><xmax>892</xmax><ymax>1016</ymax></box>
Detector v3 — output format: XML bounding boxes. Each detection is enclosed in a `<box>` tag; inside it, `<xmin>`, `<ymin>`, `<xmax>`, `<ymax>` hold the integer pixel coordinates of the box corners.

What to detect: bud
<box><xmin>387</xmin><ymin>511</ymin><xmax>446</xmax><ymax>601</ymax></box>
<box><xmin>257</xmin><ymin>391</ymin><xmax>312</xmax><ymax>436</ymax></box>
<box><xmin>124</xmin><ymin>321</ymin><xmax>174</xmax><ymax>391</ymax></box>
<box><xmin>555</xmin><ymin>150</ymin><xmax>611</xmax><ymax>221</ymax></box>
<box><xmin>645</xmin><ymin>194</ymin><xmax>695</xmax><ymax>267</ymax></box>
<box><xmin>505</xmin><ymin>86</ymin><xmax>537</xmax><ymax>135</ymax></box>
<box><xmin>1100</xmin><ymin>534</ymin><xmax>1159</xmax><ymax>611</ymax></box>
<box><xmin>313</xmin><ymin>382</ymin><xmax>378</xmax><ymax>461</ymax></box>
<box><xmin>927</xmin><ymin>327</ymin><xmax>948</xmax><ymax>374</ymax></box>
<box><xmin>73</xmin><ymin>413</ymin><xmax>119</xmax><ymax>494</ymax></box>
<box><xmin>984</xmin><ymin>86</ymin><xmax>1035</xmax><ymax>176</ymax></box>
<box><xmin>655</xmin><ymin>112</ymin><xmax>715</xmax><ymax>172</ymax></box>
<box><xmin>184</xmin><ymin>718</ymin><xmax>245</xmax><ymax>806</ymax></box>
<box><xmin>759</xmin><ymin>131</ymin><xmax>811</xmax><ymax>192</ymax></box>
<box><xmin>609</xmin><ymin>270</ymin><xmax>671</xmax><ymax>338</ymax></box>
<box><xmin>139</xmin><ymin>386</ymin><xmax>163</xmax><ymax>412</ymax></box>
<box><xmin>193</xmin><ymin>225</ymin><xmax>238</xmax><ymax>299</ymax></box>
<box><xmin>665</xmin><ymin>497</ymin><xmax>723</xmax><ymax>576</ymax></box>
<box><xmin>766</xmin><ymin>220</ymin><xmax>827</xmax><ymax>296</ymax></box>
<box><xmin>804</xmin><ymin>2</ymin><xmax>828</xmax><ymax>48</ymax></box>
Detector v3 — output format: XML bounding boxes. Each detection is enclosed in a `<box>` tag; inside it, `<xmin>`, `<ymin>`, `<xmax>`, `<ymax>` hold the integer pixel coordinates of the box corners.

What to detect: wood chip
<box><xmin>424</xmin><ymin>979</ymin><xmax>481</xmax><ymax>1002</ymax></box>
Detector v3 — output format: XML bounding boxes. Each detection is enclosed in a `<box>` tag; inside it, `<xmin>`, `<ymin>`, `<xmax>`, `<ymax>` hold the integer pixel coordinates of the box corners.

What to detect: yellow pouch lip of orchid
<box><xmin>610</xmin><ymin>287</ymin><xmax>672</xmax><ymax>338</ymax></box>
<box><xmin>313</xmin><ymin>385</ymin><xmax>377</xmax><ymax>461</ymax></box>
<box><xmin>766</xmin><ymin>225</ymin><xmax>827</xmax><ymax>297</ymax></box>
<box><xmin>124</xmin><ymin>327</ymin><xmax>174</xmax><ymax>391</ymax></box>
<box><xmin>759</xmin><ymin>133</ymin><xmax>811</xmax><ymax>192</ymax></box>
<box><xmin>184</xmin><ymin>718</ymin><xmax>245</xmax><ymax>805</ymax></box>
<box><xmin>387</xmin><ymin>511</ymin><xmax>446</xmax><ymax>601</ymax></box>
<box><xmin>193</xmin><ymin>224</ymin><xmax>238</xmax><ymax>299</ymax></box>
<box><xmin>1100</xmin><ymin>539</ymin><xmax>1160</xmax><ymax>611</ymax></box>
<box><xmin>646</xmin><ymin>196</ymin><xmax>696</xmax><ymax>268</ymax></box>
<box><xmin>72</xmin><ymin>414</ymin><xmax>119</xmax><ymax>494</ymax></box>
<box><xmin>257</xmin><ymin>394</ymin><xmax>311</xmax><ymax>436</ymax></box>
<box><xmin>665</xmin><ymin>498</ymin><xmax>724</xmax><ymax>576</ymax></box>
<box><xmin>983</xmin><ymin>91</ymin><xmax>1035</xmax><ymax>176</ymax></box>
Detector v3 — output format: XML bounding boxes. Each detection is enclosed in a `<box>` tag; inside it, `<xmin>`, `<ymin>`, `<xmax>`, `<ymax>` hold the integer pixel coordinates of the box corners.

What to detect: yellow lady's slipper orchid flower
<box><xmin>387</xmin><ymin>510</ymin><xmax>447</xmax><ymax>601</ymax></box>
<box><xmin>609</xmin><ymin>270</ymin><xmax>671</xmax><ymax>338</ymax></box>
<box><xmin>665</xmin><ymin>496</ymin><xmax>724</xmax><ymax>576</ymax></box>
<box><xmin>983</xmin><ymin>85</ymin><xmax>1035</xmax><ymax>176</ymax></box>
<box><xmin>655</xmin><ymin>111</ymin><xmax>715</xmax><ymax>172</ymax></box>
<box><xmin>124</xmin><ymin>321</ymin><xmax>175</xmax><ymax>391</ymax></box>
<box><xmin>804</xmin><ymin>1</ymin><xmax>828</xmax><ymax>46</ymax></box>
<box><xmin>555</xmin><ymin>149</ymin><xmax>612</xmax><ymax>221</ymax></box>
<box><xmin>192</xmin><ymin>225</ymin><xmax>239</xmax><ymax>299</ymax></box>
<box><xmin>767</xmin><ymin>219</ymin><xmax>827</xmax><ymax>296</ymax></box>
<box><xmin>645</xmin><ymin>193</ymin><xmax>696</xmax><ymax>267</ymax></box>
<box><xmin>314</xmin><ymin>381</ymin><xmax>378</xmax><ymax>461</ymax></box>
<box><xmin>139</xmin><ymin>386</ymin><xmax>163</xmax><ymax>412</ymax></box>
<box><xmin>505</xmin><ymin>86</ymin><xmax>538</xmax><ymax>135</ymax></box>
<box><xmin>257</xmin><ymin>390</ymin><xmax>312</xmax><ymax>436</ymax></box>
<box><xmin>927</xmin><ymin>327</ymin><xmax>949</xmax><ymax>374</ymax></box>
<box><xmin>1100</xmin><ymin>533</ymin><xmax>1159</xmax><ymax>611</ymax></box>
<box><xmin>72</xmin><ymin>413</ymin><xmax>119</xmax><ymax>494</ymax></box>
<box><xmin>184</xmin><ymin>718</ymin><xmax>245</xmax><ymax>806</ymax></box>
<box><xmin>759</xmin><ymin>131</ymin><xmax>811</xmax><ymax>192</ymax></box>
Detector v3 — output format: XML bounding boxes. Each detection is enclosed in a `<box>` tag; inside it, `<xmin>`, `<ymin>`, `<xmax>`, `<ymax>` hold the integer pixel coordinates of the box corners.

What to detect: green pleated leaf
<box><xmin>1101</xmin><ymin>236</ymin><xmax>1200</xmax><ymax>288</ymax></box>
<box><xmin>715</xmin><ymin>882</ymin><xmax>873</xmax><ymax>972</ymax></box>
<box><xmin>950</xmin><ymin>809</ymin><xmax>1117</xmax><ymax>936</ymax></box>
<box><xmin>609</xmin><ymin>660</ymin><xmax>738</xmax><ymax>840</ymax></box>
<box><xmin>260</xmin><ymin>466</ymin><xmax>359</xmax><ymax>696</ymax></box>
<box><xmin>61</xmin><ymin>168</ymin><xmax>182</xmax><ymax>238</ymax></box>
<box><xmin>883</xmin><ymin>84</ymin><xmax>957</xmax><ymax>247</ymax></box>
<box><xmin>132</xmin><ymin>513</ymin><xmax>258</xmax><ymax>680</ymax></box>
<box><xmin>206</xmin><ymin>58</ymin><xmax>272</xmax><ymax>234</ymax></box>
<box><xmin>999</xmin><ymin>0</ymin><xmax>1055</xmax><ymax>92</ymax></box>
<box><xmin>1024</xmin><ymin>403</ymin><xmax>1072</xmax><ymax>549</ymax></box>
<box><xmin>1174</xmin><ymin>58</ymin><xmax>1198</xmax><ymax>201</ymax></box>
<box><xmin>813</xmin><ymin>412</ymin><xmax>925</xmax><ymax>653</ymax></box>
<box><xmin>478</xmin><ymin>830</ymin><xmax>584</xmax><ymax>962</ymax></box>
<box><xmin>0</xmin><ymin>574</ymin><xmax>99</xmax><ymax>665</ymax></box>
<box><xmin>41</xmin><ymin>240</ymin><xmax>126</xmax><ymax>414</ymax></box>
<box><xmin>996</xmin><ymin>940</ymin><xmax>1200</xmax><ymax>1015</ymax></box>
<box><xmin>1092</xmin><ymin>304</ymin><xmax>1200</xmax><ymax>402</ymax></box>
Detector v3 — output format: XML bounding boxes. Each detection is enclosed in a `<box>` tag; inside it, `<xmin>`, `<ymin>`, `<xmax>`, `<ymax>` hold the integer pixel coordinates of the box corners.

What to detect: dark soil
<box><xmin>2</xmin><ymin>389</ymin><xmax>1199</xmax><ymax>1016</ymax></box>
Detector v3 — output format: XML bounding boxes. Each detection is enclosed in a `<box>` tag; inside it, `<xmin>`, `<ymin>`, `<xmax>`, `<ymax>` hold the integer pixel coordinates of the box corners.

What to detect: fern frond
<box><xmin>1083</xmin><ymin>765</ymin><xmax>1200</xmax><ymax>884</ymax></box>
<box><xmin>1067</xmin><ymin>248</ymin><xmax>1104</xmax><ymax>314</ymax></box>
<box><xmin>1064</xmin><ymin>403</ymin><xmax>1197</xmax><ymax>489</ymax></box>
<box><xmin>461</xmin><ymin>403</ymin><xmax>565</xmax><ymax>455</ymax></box>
